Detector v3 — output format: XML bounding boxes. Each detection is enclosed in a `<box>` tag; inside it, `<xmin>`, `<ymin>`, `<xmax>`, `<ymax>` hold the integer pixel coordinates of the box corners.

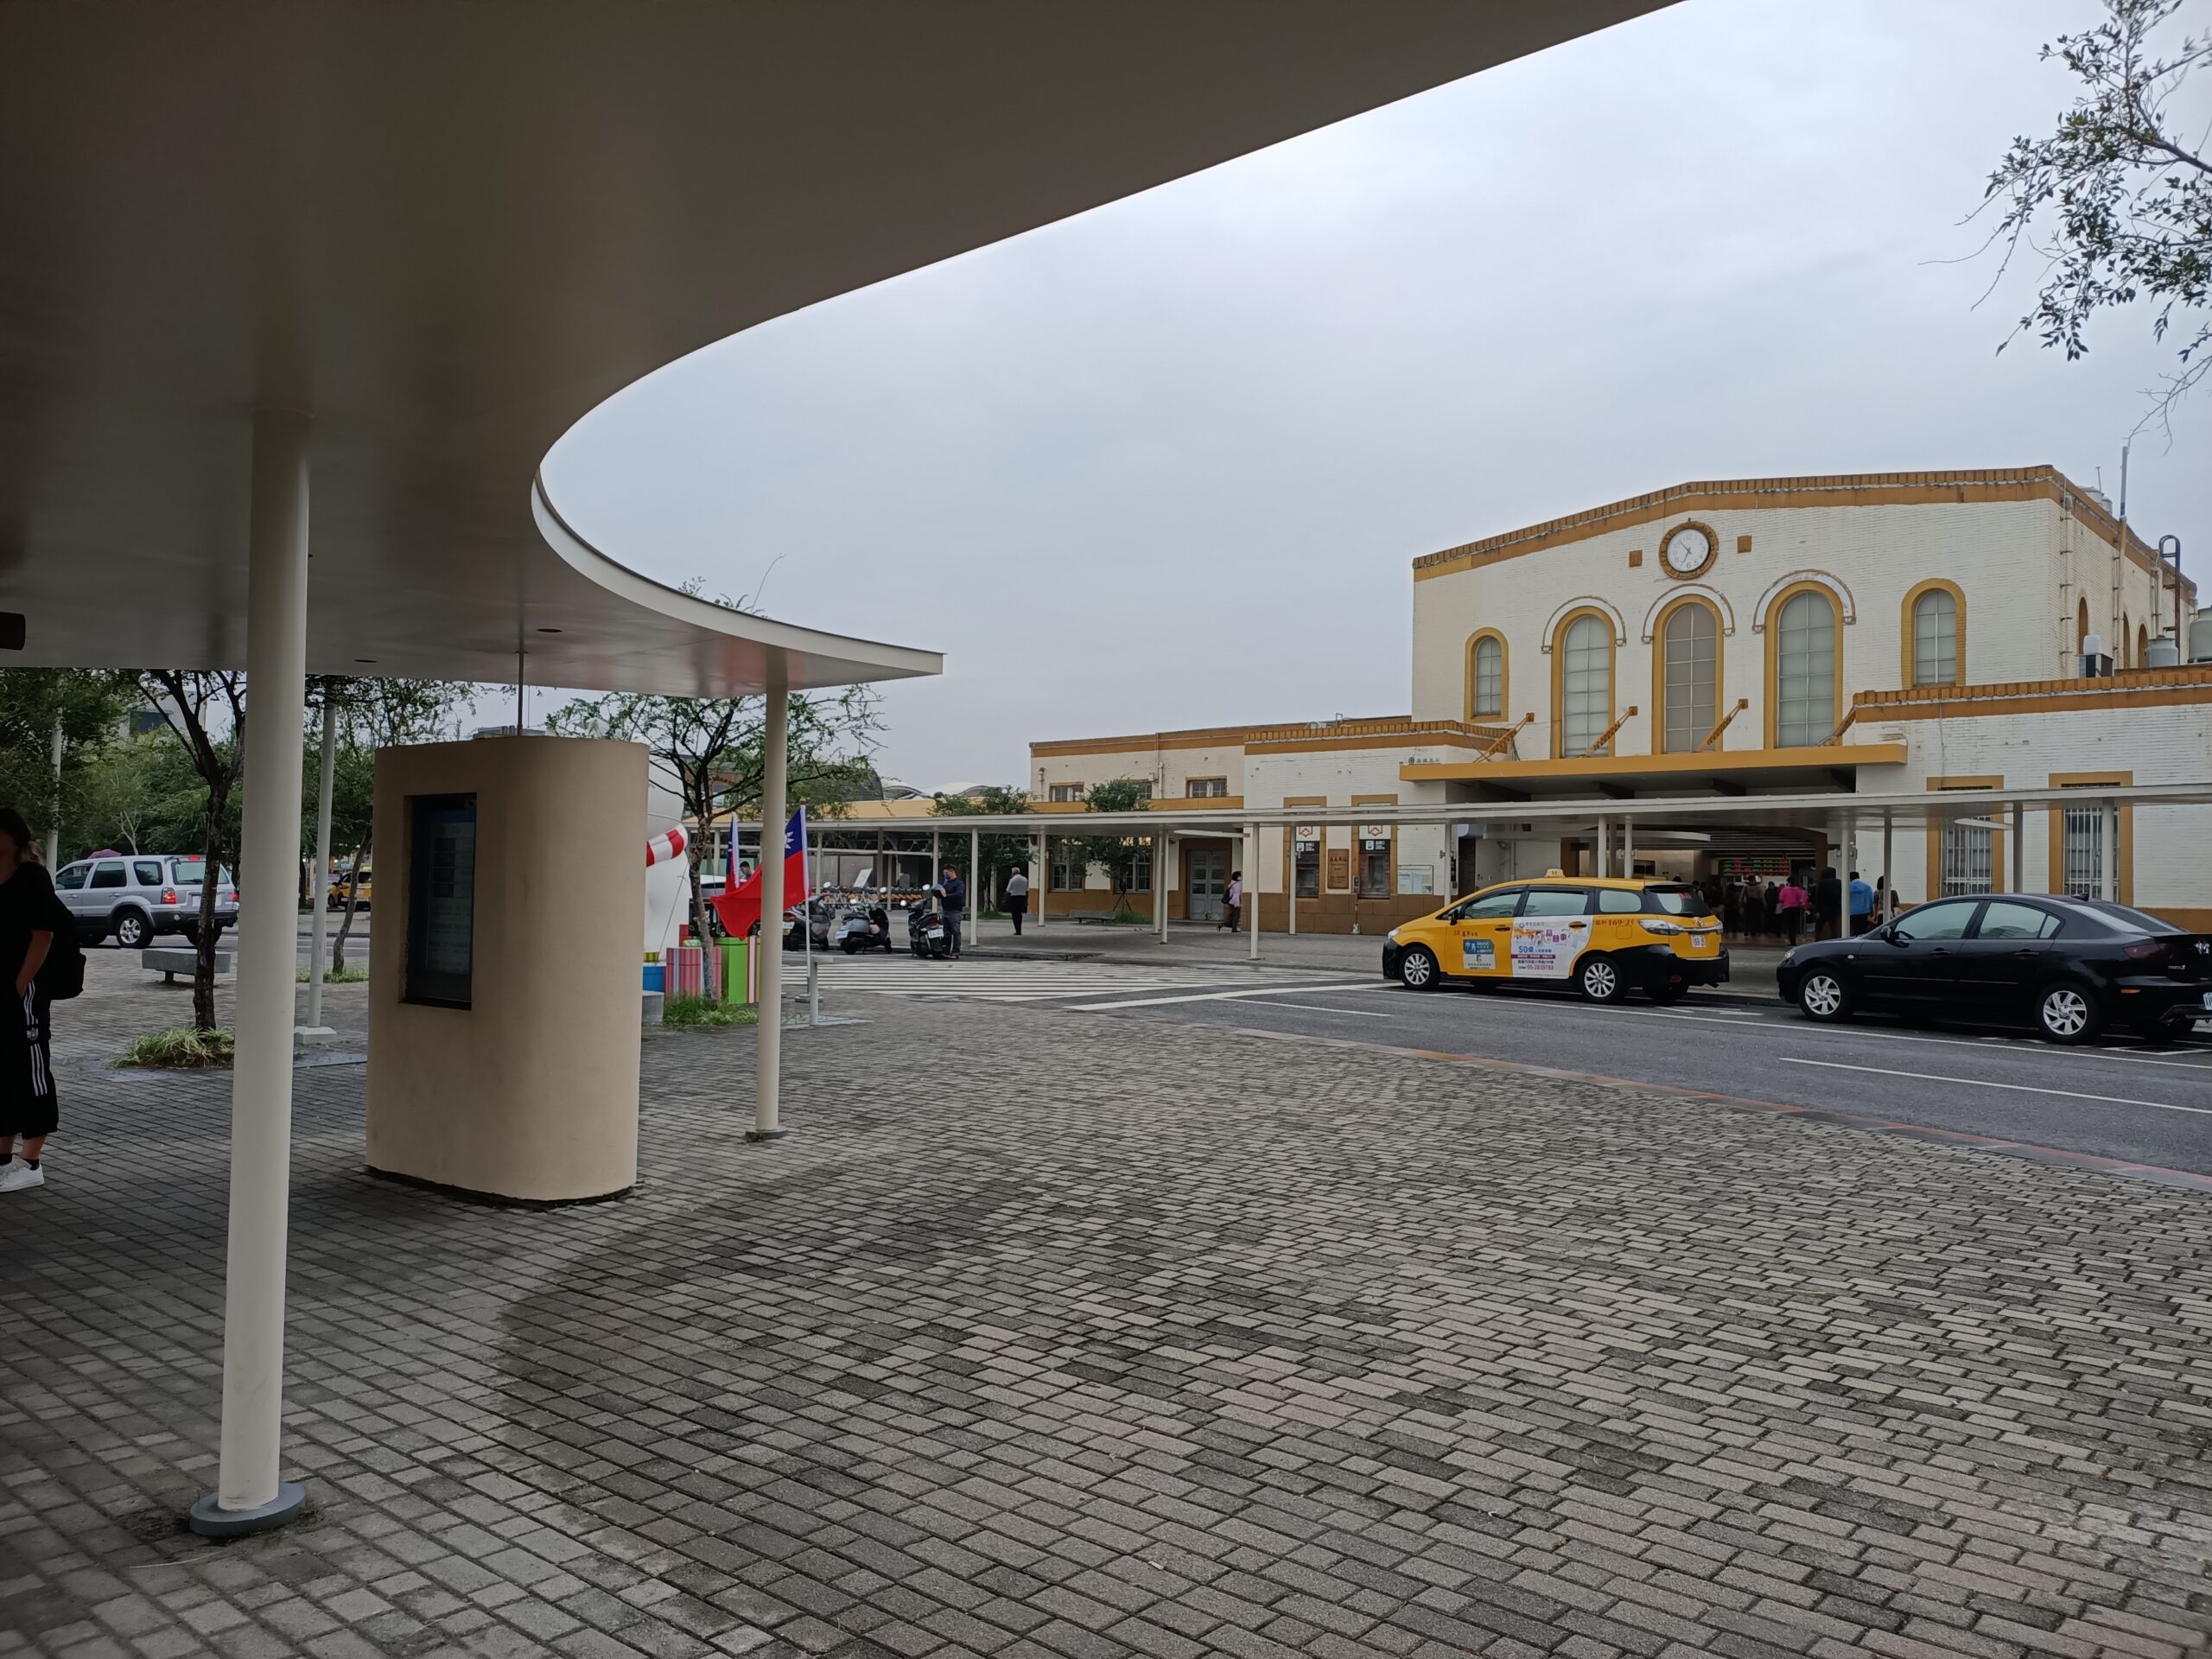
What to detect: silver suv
<box><xmin>54</xmin><ymin>855</ymin><xmax>239</xmax><ymax>949</ymax></box>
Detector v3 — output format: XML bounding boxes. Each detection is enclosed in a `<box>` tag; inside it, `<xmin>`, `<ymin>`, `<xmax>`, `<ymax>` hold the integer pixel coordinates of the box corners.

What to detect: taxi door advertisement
<box><xmin>1510</xmin><ymin>915</ymin><xmax>1586</xmax><ymax>979</ymax></box>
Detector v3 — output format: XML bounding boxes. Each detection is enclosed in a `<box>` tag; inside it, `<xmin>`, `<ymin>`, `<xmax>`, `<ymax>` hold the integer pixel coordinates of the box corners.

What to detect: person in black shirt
<box><xmin>0</xmin><ymin>806</ymin><xmax>66</xmax><ymax>1192</ymax></box>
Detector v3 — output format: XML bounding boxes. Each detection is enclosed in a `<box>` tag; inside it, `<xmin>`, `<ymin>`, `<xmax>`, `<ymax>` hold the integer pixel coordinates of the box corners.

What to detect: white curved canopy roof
<box><xmin>0</xmin><ymin>1</ymin><xmax>1665</xmax><ymax>695</ymax></box>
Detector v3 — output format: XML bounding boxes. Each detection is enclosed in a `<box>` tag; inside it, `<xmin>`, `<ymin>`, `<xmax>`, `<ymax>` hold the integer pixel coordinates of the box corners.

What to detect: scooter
<box><xmin>907</xmin><ymin>899</ymin><xmax>951</xmax><ymax>960</ymax></box>
<box><xmin>838</xmin><ymin>903</ymin><xmax>893</xmax><ymax>954</ymax></box>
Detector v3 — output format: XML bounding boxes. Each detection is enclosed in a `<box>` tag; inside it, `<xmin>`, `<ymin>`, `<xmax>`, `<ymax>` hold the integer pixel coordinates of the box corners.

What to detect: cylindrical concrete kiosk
<box><xmin>366</xmin><ymin>734</ymin><xmax>647</xmax><ymax>1203</ymax></box>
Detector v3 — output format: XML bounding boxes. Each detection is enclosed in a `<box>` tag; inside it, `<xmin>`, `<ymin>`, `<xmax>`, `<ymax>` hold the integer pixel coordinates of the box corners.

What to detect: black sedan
<box><xmin>1777</xmin><ymin>893</ymin><xmax>2212</xmax><ymax>1044</ymax></box>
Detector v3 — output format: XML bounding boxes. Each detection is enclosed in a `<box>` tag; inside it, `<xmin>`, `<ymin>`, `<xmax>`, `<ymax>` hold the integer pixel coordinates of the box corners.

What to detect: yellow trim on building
<box><xmin>1898</xmin><ymin>577</ymin><xmax>1967</xmax><ymax>689</ymax></box>
<box><xmin>1400</xmin><ymin>743</ymin><xmax>1907</xmax><ymax>785</ymax></box>
<box><xmin>2046</xmin><ymin>769</ymin><xmax>2134</xmax><ymax>906</ymax></box>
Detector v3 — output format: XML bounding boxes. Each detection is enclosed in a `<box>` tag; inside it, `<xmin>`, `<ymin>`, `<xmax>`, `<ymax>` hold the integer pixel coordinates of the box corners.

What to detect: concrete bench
<box><xmin>1061</xmin><ymin>908</ymin><xmax>1114</xmax><ymax>925</ymax></box>
<box><xmin>143</xmin><ymin>946</ymin><xmax>233</xmax><ymax>983</ymax></box>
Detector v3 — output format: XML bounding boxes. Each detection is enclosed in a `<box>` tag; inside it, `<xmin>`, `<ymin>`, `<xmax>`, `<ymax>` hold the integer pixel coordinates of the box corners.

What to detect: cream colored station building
<box><xmin>1028</xmin><ymin>467</ymin><xmax>2211</xmax><ymax>931</ymax></box>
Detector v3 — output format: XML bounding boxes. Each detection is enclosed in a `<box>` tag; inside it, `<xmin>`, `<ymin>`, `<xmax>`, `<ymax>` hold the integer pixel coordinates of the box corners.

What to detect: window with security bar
<box><xmin>2063</xmin><ymin>801</ymin><xmax>2107</xmax><ymax>898</ymax></box>
<box><xmin>1940</xmin><ymin>821</ymin><xmax>1993</xmax><ymax>896</ymax></box>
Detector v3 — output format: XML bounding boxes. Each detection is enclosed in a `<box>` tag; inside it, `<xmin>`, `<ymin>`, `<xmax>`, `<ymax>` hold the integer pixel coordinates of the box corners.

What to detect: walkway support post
<box><xmin>1880</xmin><ymin>810</ymin><xmax>1894</xmax><ymax>918</ymax></box>
<box><xmin>1623</xmin><ymin>815</ymin><xmax>1635</xmax><ymax>880</ymax></box>
<box><xmin>2103</xmin><ymin>800</ymin><xmax>2120</xmax><ymax>900</ymax></box>
<box><xmin>1034</xmin><ymin>831</ymin><xmax>1045</xmax><ymax>931</ymax></box>
<box><xmin>750</xmin><ymin>653</ymin><xmax>790</xmax><ymax>1143</ymax></box>
<box><xmin>1596</xmin><ymin>816</ymin><xmax>1611</xmax><ymax>879</ymax></box>
<box><xmin>192</xmin><ymin>410</ymin><xmax>311</xmax><ymax>1538</ymax></box>
<box><xmin>2011</xmin><ymin>801</ymin><xmax>2025</xmax><ymax>893</ymax></box>
<box><xmin>1155</xmin><ymin>833</ymin><xmax>1169</xmax><ymax>942</ymax></box>
<box><xmin>302</xmin><ymin>694</ymin><xmax>338</xmax><ymax>1034</ymax></box>
<box><xmin>1245</xmin><ymin>823</ymin><xmax>1259</xmax><ymax>959</ymax></box>
<box><xmin>969</xmin><ymin>828</ymin><xmax>979</xmax><ymax>942</ymax></box>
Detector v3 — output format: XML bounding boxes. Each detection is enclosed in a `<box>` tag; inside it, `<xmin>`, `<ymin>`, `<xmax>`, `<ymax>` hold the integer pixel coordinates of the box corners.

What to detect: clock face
<box><xmin>1662</xmin><ymin>524</ymin><xmax>1713</xmax><ymax>576</ymax></box>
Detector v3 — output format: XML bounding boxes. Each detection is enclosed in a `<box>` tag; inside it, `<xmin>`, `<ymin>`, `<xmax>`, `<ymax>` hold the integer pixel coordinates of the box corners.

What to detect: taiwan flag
<box><xmin>709</xmin><ymin>808</ymin><xmax>810</xmax><ymax>939</ymax></box>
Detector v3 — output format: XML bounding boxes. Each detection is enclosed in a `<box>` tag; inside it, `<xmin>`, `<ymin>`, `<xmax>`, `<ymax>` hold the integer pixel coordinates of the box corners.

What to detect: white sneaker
<box><xmin>0</xmin><ymin>1159</ymin><xmax>45</xmax><ymax>1192</ymax></box>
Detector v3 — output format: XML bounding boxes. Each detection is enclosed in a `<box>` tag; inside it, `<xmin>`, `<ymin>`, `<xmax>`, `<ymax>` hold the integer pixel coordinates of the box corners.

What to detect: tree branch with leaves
<box><xmin>1977</xmin><ymin>0</ymin><xmax>2212</xmax><ymax>425</ymax></box>
<box><xmin>142</xmin><ymin>671</ymin><xmax>247</xmax><ymax>1031</ymax></box>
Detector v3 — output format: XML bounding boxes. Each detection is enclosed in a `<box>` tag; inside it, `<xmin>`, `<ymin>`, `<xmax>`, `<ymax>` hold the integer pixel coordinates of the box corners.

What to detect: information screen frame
<box><xmin>404</xmin><ymin>791</ymin><xmax>478</xmax><ymax>1009</ymax></box>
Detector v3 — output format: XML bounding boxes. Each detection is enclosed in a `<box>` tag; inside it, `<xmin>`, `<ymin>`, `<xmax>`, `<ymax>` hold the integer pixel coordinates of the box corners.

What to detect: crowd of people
<box><xmin>1700</xmin><ymin>866</ymin><xmax>1887</xmax><ymax>944</ymax></box>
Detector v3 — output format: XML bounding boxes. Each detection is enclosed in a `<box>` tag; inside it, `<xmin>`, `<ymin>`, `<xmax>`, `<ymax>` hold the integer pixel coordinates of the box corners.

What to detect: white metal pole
<box><xmin>2103</xmin><ymin>799</ymin><xmax>2120</xmax><ymax>900</ymax></box>
<box><xmin>969</xmin><ymin>827</ymin><xmax>980</xmax><ymax>946</ymax></box>
<box><xmin>751</xmin><ymin>656</ymin><xmax>789</xmax><ymax>1142</ymax></box>
<box><xmin>803</xmin><ymin>823</ymin><xmax>815</xmax><ymax>1022</ymax></box>
<box><xmin>1596</xmin><ymin>816</ymin><xmax>1611</xmax><ymax>879</ymax></box>
<box><xmin>1155</xmin><ymin>833</ymin><xmax>1168</xmax><ymax>942</ymax></box>
<box><xmin>1034</xmin><ymin>831</ymin><xmax>1045</xmax><ymax>931</ymax></box>
<box><xmin>2011</xmin><ymin>801</ymin><xmax>2025</xmax><ymax>893</ymax></box>
<box><xmin>1880</xmin><ymin>810</ymin><xmax>1893</xmax><ymax>918</ymax></box>
<box><xmin>194</xmin><ymin>409</ymin><xmax>311</xmax><ymax>1536</ymax></box>
<box><xmin>44</xmin><ymin>712</ymin><xmax>61</xmax><ymax>869</ymax></box>
<box><xmin>1246</xmin><ymin>823</ymin><xmax>1260</xmax><ymax>959</ymax></box>
<box><xmin>1623</xmin><ymin>814</ymin><xmax>1635</xmax><ymax>880</ymax></box>
<box><xmin>302</xmin><ymin>695</ymin><xmax>338</xmax><ymax>1033</ymax></box>
<box><xmin>1287</xmin><ymin>829</ymin><xmax>1298</xmax><ymax>936</ymax></box>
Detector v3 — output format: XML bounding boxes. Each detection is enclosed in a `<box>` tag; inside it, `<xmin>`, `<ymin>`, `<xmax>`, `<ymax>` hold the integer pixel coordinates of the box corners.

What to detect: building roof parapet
<box><xmin>1854</xmin><ymin>661</ymin><xmax>2212</xmax><ymax>711</ymax></box>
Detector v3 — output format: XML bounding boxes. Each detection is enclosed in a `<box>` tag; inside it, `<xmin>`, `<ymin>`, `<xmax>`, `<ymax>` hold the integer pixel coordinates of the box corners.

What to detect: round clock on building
<box><xmin>1660</xmin><ymin>522</ymin><xmax>1716</xmax><ymax>578</ymax></box>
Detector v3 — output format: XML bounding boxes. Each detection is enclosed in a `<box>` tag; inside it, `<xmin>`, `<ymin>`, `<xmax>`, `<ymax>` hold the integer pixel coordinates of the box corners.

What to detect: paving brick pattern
<box><xmin>3</xmin><ymin>989</ymin><xmax>2210</xmax><ymax>1658</ymax></box>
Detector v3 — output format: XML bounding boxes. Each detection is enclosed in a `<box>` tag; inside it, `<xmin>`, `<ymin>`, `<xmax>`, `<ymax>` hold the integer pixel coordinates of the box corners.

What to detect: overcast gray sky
<box><xmin>540</xmin><ymin>0</ymin><xmax>2209</xmax><ymax>791</ymax></box>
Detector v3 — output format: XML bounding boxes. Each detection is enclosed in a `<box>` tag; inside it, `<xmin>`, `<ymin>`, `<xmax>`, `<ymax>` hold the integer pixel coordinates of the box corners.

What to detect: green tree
<box><xmin>547</xmin><ymin>686</ymin><xmax>882</xmax><ymax>946</ymax></box>
<box><xmin>929</xmin><ymin>785</ymin><xmax>1033</xmax><ymax>907</ymax></box>
<box><xmin>1980</xmin><ymin>0</ymin><xmax>2212</xmax><ymax>418</ymax></box>
<box><xmin>63</xmin><ymin>731</ymin><xmax>169</xmax><ymax>856</ymax></box>
<box><xmin>317</xmin><ymin>677</ymin><xmax>470</xmax><ymax>972</ymax></box>
<box><xmin>142</xmin><ymin>671</ymin><xmax>246</xmax><ymax>1030</ymax></box>
<box><xmin>0</xmin><ymin>668</ymin><xmax>136</xmax><ymax>856</ymax></box>
<box><xmin>1072</xmin><ymin>779</ymin><xmax>1153</xmax><ymax>912</ymax></box>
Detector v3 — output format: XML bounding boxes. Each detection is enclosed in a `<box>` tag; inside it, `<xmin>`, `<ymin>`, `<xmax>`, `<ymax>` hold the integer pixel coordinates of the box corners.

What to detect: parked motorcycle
<box><xmin>838</xmin><ymin>903</ymin><xmax>894</xmax><ymax>955</ymax></box>
<box><xmin>907</xmin><ymin>899</ymin><xmax>951</xmax><ymax>960</ymax></box>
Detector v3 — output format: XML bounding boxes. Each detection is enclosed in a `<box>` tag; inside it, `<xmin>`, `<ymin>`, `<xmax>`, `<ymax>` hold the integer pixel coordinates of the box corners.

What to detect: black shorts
<box><xmin>0</xmin><ymin>987</ymin><xmax>58</xmax><ymax>1139</ymax></box>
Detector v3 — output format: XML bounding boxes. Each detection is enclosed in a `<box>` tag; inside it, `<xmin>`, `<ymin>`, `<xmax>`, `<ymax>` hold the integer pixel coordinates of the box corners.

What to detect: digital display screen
<box><xmin>404</xmin><ymin>793</ymin><xmax>476</xmax><ymax>1008</ymax></box>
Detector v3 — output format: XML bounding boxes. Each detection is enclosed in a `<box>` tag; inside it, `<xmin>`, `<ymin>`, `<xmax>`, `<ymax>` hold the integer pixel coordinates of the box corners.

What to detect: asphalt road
<box><xmin>1069</xmin><ymin>976</ymin><xmax>2212</xmax><ymax>1177</ymax></box>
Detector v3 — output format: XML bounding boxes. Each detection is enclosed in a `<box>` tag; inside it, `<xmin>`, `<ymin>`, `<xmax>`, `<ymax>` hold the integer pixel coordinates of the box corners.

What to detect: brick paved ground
<box><xmin>3</xmin><ymin>985</ymin><xmax>2209</xmax><ymax>1658</ymax></box>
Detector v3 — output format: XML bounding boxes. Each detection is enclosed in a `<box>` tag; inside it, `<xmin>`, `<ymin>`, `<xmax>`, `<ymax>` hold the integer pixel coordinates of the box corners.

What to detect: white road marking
<box><xmin>1229</xmin><ymin>1001</ymin><xmax>1396</xmax><ymax>1019</ymax></box>
<box><xmin>1067</xmin><ymin>982</ymin><xmax>1380</xmax><ymax>1011</ymax></box>
<box><xmin>1778</xmin><ymin>1057</ymin><xmax>2212</xmax><ymax>1116</ymax></box>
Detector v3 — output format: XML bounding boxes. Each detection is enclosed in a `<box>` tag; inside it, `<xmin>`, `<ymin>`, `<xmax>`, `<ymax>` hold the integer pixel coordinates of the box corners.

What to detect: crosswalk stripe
<box><xmin>800</xmin><ymin>958</ymin><xmax>1352</xmax><ymax>1005</ymax></box>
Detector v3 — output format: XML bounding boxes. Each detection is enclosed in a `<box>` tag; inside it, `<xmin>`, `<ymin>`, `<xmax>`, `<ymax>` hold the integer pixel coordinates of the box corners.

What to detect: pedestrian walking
<box><xmin>0</xmin><ymin>807</ymin><xmax>68</xmax><ymax>1193</ymax></box>
<box><xmin>1776</xmin><ymin>874</ymin><xmax>1807</xmax><ymax>945</ymax></box>
<box><xmin>938</xmin><ymin>864</ymin><xmax>966</xmax><ymax>958</ymax></box>
<box><xmin>1814</xmin><ymin>866</ymin><xmax>1843</xmax><ymax>941</ymax></box>
<box><xmin>1003</xmin><ymin>866</ymin><xmax>1030</xmax><ymax>936</ymax></box>
<box><xmin>1847</xmin><ymin>869</ymin><xmax>1875</xmax><ymax>935</ymax></box>
<box><xmin>1219</xmin><ymin>870</ymin><xmax>1243</xmax><ymax>932</ymax></box>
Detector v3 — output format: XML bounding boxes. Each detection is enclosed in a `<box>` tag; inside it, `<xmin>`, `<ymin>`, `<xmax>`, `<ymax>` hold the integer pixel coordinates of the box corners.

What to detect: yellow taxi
<box><xmin>1382</xmin><ymin>873</ymin><xmax>1728</xmax><ymax>1004</ymax></box>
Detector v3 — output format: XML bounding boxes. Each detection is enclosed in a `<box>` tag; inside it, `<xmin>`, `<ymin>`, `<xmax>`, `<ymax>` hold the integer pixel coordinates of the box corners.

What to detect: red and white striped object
<box><xmin>645</xmin><ymin>825</ymin><xmax>688</xmax><ymax>868</ymax></box>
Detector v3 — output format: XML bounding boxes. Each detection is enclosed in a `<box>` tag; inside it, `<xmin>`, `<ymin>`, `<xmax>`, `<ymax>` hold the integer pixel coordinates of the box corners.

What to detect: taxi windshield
<box><xmin>1644</xmin><ymin>886</ymin><xmax>1703</xmax><ymax>916</ymax></box>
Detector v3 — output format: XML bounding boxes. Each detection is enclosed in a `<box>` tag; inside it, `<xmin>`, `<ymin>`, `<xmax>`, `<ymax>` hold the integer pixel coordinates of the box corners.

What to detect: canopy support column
<box><xmin>302</xmin><ymin>693</ymin><xmax>338</xmax><ymax>1038</ymax></box>
<box><xmin>1034</xmin><ymin>831</ymin><xmax>1045</xmax><ymax>931</ymax></box>
<box><xmin>1246</xmin><ymin>823</ymin><xmax>1259</xmax><ymax>959</ymax></box>
<box><xmin>1880</xmin><ymin>810</ymin><xmax>1894</xmax><ymax>919</ymax></box>
<box><xmin>1596</xmin><ymin>816</ymin><xmax>1611</xmax><ymax>879</ymax></box>
<box><xmin>969</xmin><ymin>828</ymin><xmax>980</xmax><ymax>940</ymax></box>
<box><xmin>2103</xmin><ymin>800</ymin><xmax>2120</xmax><ymax>899</ymax></box>
<box><xmin>1623</xmin><ymin>814</ymin><xmax>1635</xmax><ymax>880</ymax></box>
<box><xmin>1156</xmin><ymin>833</ymin><xmax>1170</xmax><ymax>942</ymax></box>
<box><xmin>191</xmin><ymin>410</ymin><xmax>311</xmax><ymax>1539</ymax></box>
<box><xmin>2011</xmin><ymin>802</ymin><xmax>2025</xmax><ymax>893</ymax></box>
<box><xmin>750</xmin><ymin>654</ymin><xmax>790</xmax><ymax>1143</ymax></box>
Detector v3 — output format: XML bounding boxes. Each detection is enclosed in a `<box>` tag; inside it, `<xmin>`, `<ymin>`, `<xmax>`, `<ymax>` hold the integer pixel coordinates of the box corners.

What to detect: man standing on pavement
<box><xmin>1003</xmin><ymin>866</ymin><xmax>1029</xmax><ymax>936</ymax></box>
<box><xmin>1847</xmin><ymin>869</ymin><xmax>1875</xmax><ymax>934</ymax></box>
<box><xmin>938</xmin><ymin>864</ymin><xmax>966</xmax><ymax>959</ymax></box>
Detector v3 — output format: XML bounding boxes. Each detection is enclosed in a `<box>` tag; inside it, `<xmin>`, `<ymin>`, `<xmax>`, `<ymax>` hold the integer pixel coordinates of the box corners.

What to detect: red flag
<box><xmin>709</xmin><ymin>809</ymin><xmax>810</xmax><ymax>938</ymax></box>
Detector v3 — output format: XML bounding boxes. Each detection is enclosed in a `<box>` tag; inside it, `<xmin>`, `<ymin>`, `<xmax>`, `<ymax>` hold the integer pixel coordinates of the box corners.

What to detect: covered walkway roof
<box><xmin>0</xmin><ymin>0</ymin><xmax>1667</xmax><ymax>695</ymax></box>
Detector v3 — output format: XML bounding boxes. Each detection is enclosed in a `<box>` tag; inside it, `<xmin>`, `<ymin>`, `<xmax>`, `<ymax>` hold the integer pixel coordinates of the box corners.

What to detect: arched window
<box><xmin>1558</xmin><ymin>613</ymin><xmax>1613</xmax><ymax>755</ymax></box>
<box><xmin>2076</xmin><ymin>596</ymin><xmax>2091</xmax><ymax>654</ymax></box>
<box><xmin>1773</xmin><ymin>588</ymin><xmax>1838</xmax><ymax>747</ymax></box>
<box><xmin>2120</xmin><ymin>613</ymin><xmax>2133</xmax><ymax>667</ymax></box>
<box><xmin>2138</xmin><ymin>621</ymin><xmax>2151</xmax><ymax>666</ymax></box>
<box><xmin>1911</xmin><ymin>587</ymin><xmax>1958</xmax><ymax>685</ymax></box>
<box><xmin>1658</xmin><ymin>601</ymin><xmax>1719</xmax><ymax>753</ymax></box>
<box><xmin>1467</xmin><ymin>632</ymin><xmax>1505</xmax><ymax>720</ymax></box>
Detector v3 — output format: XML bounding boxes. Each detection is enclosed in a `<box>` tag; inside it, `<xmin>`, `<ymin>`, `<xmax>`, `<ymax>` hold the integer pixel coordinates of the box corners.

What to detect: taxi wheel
<box><xmin>1576</xmin><ymin>954</ymin><xmax>1624</xmax><ymax>1004</ymax></box>
<box><xmin>1397</xmin><ymin>946</ymin><xmax>1440</xmax><ymax>991</ymax></box>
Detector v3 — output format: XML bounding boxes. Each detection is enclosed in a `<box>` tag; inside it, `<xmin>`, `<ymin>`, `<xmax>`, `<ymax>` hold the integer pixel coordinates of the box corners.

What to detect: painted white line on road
<box><xmin>1779</xmin><ymin>1057</ymin><xmax>2212</xmax><ymax>1116</ymax></box>
<box><xmin>1068</xmin><ymin>982</ymin><xmax>1379</xmax><ymax>1011</ymax></box>
<box><xmin>1230</xmin><ymin>1001</ymin><xmax>1396</xmax><ymax>1019</ymax></box>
